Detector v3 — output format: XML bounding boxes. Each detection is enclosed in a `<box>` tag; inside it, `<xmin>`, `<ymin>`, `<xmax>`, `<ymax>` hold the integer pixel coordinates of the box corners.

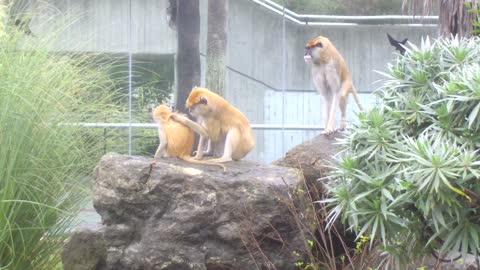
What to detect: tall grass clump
<box><xmin>0</xmin><ymin>4</ymin><xmax>120</xmax><ymax>270</ymax></box>
<box><xmin>325</xmin><ymin>36</ymin><xmax>480</xmax><ymax>269</ymax></box>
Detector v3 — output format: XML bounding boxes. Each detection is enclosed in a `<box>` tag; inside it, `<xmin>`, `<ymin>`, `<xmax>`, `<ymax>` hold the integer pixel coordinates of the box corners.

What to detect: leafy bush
<box><xmin>326</xmin><ymin>36</ymin><xmax>480</xmax><ymax>268</ymax></box>
<box><xmin>0</xmin><ymin>6</ymin><xmax>120</xmax><ymax>270</ymax></box>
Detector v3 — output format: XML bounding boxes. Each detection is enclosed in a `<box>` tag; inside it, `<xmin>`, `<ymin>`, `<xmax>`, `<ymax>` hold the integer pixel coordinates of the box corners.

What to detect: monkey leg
<box><xmin>204</xmin><ymin>139</ymin><xmax>213</xmax><ymax>155</ymax></box>
<box><xmin>322</xmin><ymin>93</ymin><xmax>339</xmax><ymax>135</ymax></box>
<box><xmin>339</xmin><ymin>95</ymin><xmax>348</xmax><ymax>130</ymax></box>
<box><xmin>193</xmin><ymin>136</ymin><xmax>206</xmax><ymax>160</ymax></box>
<box><xmin>208</xmin><ymin>129</ymin><xmax>238</xmax><ymax>163</ymax></box>
<box><xmin>339</xmin><ymin>81</ymin><xmax>353</xmax><ymax>131</ymax></box>
<box><xmin>322</xmin><ymin>93</ymin><xmax>332</xmax><ymax>134</ymax></box>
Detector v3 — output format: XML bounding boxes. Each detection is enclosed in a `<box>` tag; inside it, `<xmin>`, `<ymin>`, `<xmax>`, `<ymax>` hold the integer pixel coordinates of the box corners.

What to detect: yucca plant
<box><xmin>325</xmin><ymin>36</ymin><xmax>480</xmax><ymax>269</ymax></box>
<box><xmin>0</xmin><ymin>4</ymin><xmax>120</xmax><ymax>270</ymax></box>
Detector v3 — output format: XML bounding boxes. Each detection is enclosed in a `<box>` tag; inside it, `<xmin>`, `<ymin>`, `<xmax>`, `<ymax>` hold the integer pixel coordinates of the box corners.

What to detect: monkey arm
<box><xmin>193</xmin><ymin>139</ymin><xmax>214</xmax><ymax>157</ymax></box>
<box><xmin>204</xmin><ymin>139</ymin><xmax>213</xmax><ymax>155</ymax></box>
<box><xmin>194</xmin><ymin>136</ymin><xmax>206</xmax><ymax>160</ymax></box>
<box><xmin>170</xmin><ymin>114</ymin><xmax>209</xmax><ymax>138</ymax></box>
<box><xmin>154</xmin><ymin>128</ymin><xmax>168</xmax><ymax>159</ymax></box>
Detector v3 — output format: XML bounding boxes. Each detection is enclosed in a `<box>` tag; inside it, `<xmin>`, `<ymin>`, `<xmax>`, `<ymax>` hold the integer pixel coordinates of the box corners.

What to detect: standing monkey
<box><xmin>171</xmin><ymin>87</ymin><xmax>255</xmax><ymax>163</ymax></box>
<box><xmin>152</xmin><ymin>104</ymin><xmax>226</xmax><ymax>171</ymax></box>
<box><xmin>304</xmin><ymin>36</ymin><xmax>363</xmax><ymax>134</ymax></box>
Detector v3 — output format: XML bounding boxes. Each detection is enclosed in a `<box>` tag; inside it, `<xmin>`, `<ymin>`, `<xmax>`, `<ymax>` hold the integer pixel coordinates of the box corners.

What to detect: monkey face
<box><xmin>187</xmin><ymin>96</ymin><xmax>209</xmax><ymax>118</ymax></box>
<box><xmin>186</xmin><ymin>87</ymin><xmax>213</xmax><ymax>118</ymax></box>
<box><xmin>304</xmin><ymin>36</ymin><xmax>329</xmax><ymax>65</ymax></box>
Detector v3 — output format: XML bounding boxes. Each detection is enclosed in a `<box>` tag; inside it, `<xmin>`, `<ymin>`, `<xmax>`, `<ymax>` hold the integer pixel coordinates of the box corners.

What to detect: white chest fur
<box><xmin>311</xmin><ymin>61</ymin><xmax>340</xmax><ymax>97</ymax></box>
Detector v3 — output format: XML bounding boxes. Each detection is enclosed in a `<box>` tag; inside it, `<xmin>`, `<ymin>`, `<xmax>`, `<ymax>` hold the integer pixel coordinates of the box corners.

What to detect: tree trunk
<box><xmin>403</xmin><ymin>0</ymin><xmax>479</xmax><ymax>38</ymax></box>
<box><xmin>206</xmin><ymin>0</ymin><xmax>228</xmax><ymax>96</ymax></box>
<box><xmin>439</xmin><ymin>0</ymin><xmax>478</xmax><ymax>37</ymax></box>
<box><xmin>175</xmin><ymin>0</ymin><xmax>201</xmax><ymax>112</ymax></box>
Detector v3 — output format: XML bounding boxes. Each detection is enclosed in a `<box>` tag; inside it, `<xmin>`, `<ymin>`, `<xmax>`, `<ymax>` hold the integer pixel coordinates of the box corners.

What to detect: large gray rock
<box><xmin>62</xmin><ymin>228</ymin><xmax>107</xmax><ymax>270</ymax></box>
<box><xmin>273</xmin><ymin>132</ymin><xmax>344</xmax><ymax>182</ymax></box>
<box><xmin>92</xmin><ymin>153</ymin><xmax>308</xmax><ymax>270</ymax></box>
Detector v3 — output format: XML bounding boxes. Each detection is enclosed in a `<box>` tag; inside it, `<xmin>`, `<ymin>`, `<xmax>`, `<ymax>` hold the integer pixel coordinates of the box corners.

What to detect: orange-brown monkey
<box><xmin>152</xmin><ymin>104</ymin><xmax>226</xmax><ymax>171</ymax></box>
<box><xmin>304</xmin><ymin>36</ymin><xmax>363</xmax><ymax>134</ymax></box>
<box><xmin>171</xmin><ymin>87</ymin><xmax>255</xmax><ymax>163</ymax></box>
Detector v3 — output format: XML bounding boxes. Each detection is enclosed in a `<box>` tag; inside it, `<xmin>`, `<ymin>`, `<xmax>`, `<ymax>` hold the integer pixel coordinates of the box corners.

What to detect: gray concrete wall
<box><xmin>226</xmin><ymin>0</ymin><xmax>437</xmax><ymax>161</ymax></box>
<box><xmin>28</xmin><ymin>0</ymin><xmax>438</xmax><ymax>162</ymax></box>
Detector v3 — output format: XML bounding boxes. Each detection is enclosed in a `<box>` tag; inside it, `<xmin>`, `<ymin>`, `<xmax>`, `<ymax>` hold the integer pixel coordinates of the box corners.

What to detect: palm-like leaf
<box><xmin>325</xmin><ymin>36</ymin><xmax>480</xmax><ymax>269</ymax></box>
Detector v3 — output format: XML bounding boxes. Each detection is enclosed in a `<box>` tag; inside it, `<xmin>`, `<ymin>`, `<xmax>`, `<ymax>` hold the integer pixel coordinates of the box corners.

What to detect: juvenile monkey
<box><xmin>152</xmin><ymin>104</ymin><xmax>226</xmax><ymax>171</ymax></box>
<box><xmin>171</xmin><ymin>87</ymin><xmax>255</xmax><ymax>163</ymax></box>
<box><xmin>304</xmin><ymin>36</ymin><xmax>363</xmax><ymax>134</ymax></box>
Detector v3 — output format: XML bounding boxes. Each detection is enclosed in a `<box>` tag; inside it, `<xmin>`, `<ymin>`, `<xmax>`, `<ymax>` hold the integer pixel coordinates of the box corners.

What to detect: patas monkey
<box><xmin>304</xmin><ymin>36</ymin><xmax>363</xmax><ymax>134</ymax></box>
<box><xmin>171</xmin><ymin>87</ymin><xmax>255</xmax><ymax>163</ymax></box>
<box><xmin>152</xmin><ymin>104</ymin><xmax>226</xmax><ymax>171</ymax></box>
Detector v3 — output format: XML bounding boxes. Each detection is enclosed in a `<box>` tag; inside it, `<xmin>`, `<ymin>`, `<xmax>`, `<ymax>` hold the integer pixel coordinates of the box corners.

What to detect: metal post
<box><xmin>281</xmin><ymin>1</ymin><xmax>286</xmax><ymax>155</ymax></box>
<box><xmin>128</xmin><ymin>0</ymin><xmax>133</xmax><ymax>155</ymax></box>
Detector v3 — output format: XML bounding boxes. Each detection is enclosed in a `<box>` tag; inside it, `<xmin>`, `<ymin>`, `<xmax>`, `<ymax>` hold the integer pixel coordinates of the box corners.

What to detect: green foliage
<box><xmin>97</xmin><ymin>53</ymin><xmax>174</xmax><ymax>156</ymax></box>
<box><xmin>466</xmin><ymin>1</ymin><xmax>480</xmax><ymax>36</ymax></box>
<box><xmin>0</xmin><ymin>7</ymin><xmax>121</xmax><ymax>270</ymax></box>
<box><xmin>325</xmin><ymin>37</ymin><xmax>480</xmax><ymax>269</ymax></box>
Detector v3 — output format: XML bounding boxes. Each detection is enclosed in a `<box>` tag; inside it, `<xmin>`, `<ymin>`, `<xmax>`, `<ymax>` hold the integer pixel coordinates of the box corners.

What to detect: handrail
<box><xmin>76</xmin><ymin>122</ymin><xmax>324</xmax><ymax>130</ymax></box>
<box><xmin>251</xmin><ymin>0</ymin><xmax>438</xmax><ymax>26</ymax></box>
<box><xmin>200</xmin><ymin>53</ymin><xmax>373</xmax><ymax>94</ymax></box>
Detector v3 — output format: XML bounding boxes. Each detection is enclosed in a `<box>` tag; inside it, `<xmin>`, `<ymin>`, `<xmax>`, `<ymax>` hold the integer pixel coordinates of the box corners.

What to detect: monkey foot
<box><xmin>321</xmin><ymin>129</ymin><xmax>335</xmax><ymax>135</ymax></box>
<box><xmin>322</xmin><ymin>128</ymin><xmax>345</xmax><ymax>135</ymax></box>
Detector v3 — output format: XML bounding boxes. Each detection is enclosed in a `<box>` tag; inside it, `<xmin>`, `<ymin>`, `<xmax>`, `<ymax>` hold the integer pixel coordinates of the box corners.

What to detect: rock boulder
<box><xmin>91</xmin><ymin>153</ymin><xmax>308</xmax><ymax>270</ymax></box>
<box><xmin>273</xmin><ymin>132</ymin><xmax>344</xmax><ymax>182</ymax></box>
<box><xmin>62</xmin><ymin>228</ymin><xmax>107</xmax><ymax>270</ymax></box>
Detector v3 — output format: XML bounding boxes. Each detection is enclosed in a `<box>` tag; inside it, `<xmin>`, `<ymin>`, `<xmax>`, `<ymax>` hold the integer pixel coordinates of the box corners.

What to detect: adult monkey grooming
<box><xmin>152</xmin><ymin>104</ymin><xmax>226</xmax><ymax>171</ymax></box>
<box><xmin>171</xmin><ymin>87</ymin><xmax>255</xmax><ymax>163</ymax></box>
<box><xmin>304</xmin><ymin>36</ymin><xmax>363</xmax><ymax>134</ymax></box>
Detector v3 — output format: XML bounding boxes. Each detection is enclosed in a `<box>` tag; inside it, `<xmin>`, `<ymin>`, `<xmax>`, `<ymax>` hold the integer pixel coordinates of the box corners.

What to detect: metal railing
<box><xmin>79</xmin><ymin>122</ymin><xmax>324</xmax><ymax>131</ymax></box>
<box><xmin>251</xmin><ymin>0</ymin><xmax>438</xmax><ymax>26</ymax></box>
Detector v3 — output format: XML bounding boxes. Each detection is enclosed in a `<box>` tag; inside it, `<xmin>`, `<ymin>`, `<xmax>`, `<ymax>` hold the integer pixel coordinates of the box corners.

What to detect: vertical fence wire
<box><xmin>128</xmin><ymin>0</ymin><xmax>133</xmax><ymax>155</ymax></box>
<box><xmin>281</xmin><ymin>1</ymin><xmax>286</xmax><ymax>156</ymax></box>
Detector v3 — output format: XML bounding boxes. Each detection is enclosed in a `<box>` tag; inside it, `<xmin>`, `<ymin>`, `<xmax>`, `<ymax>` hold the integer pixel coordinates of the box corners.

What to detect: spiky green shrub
<box><xmin>0</xmin><ymin>7</ymin><xmax>120</xmax><ymax>270</ymax></box>
<box><xmin>325</xmin><ymin>36</ymin><xmax>480</xmax><ymax>269</ymax></box>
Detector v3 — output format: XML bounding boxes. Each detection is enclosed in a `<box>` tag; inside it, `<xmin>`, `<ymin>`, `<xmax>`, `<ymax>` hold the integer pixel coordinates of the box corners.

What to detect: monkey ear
<box><xmin>199</xmin><ymin>96</ymin><xmax>207</xmax><ymax>105</ymax></box>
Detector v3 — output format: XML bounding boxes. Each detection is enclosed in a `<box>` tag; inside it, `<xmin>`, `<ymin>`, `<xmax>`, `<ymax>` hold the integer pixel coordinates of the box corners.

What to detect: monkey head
<box><xmin>304</xmin><ymin>36</ymin><xmax>331</xmax><ymax>65</ymax></box>
<box><xmin>152</xmin><ymin>104</ymin><xmax>172</xmax><ymax>124</ymax></box>
<box><xmin>185</xmin><ymin>87</ymin><xmax>214</xmax><ymax>118</ymax></box>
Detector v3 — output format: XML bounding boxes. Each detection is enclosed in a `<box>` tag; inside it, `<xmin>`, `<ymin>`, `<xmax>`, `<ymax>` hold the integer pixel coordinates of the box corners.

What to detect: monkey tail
<box><xmin>181</xmin><ymin>156</ymin><xmax>227</xmax><ymax>172</ymax></box>
<box><xmin>351</xmin><ymin>86</ymin><xmax>364</xmax><ymax>111</ymax></box>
